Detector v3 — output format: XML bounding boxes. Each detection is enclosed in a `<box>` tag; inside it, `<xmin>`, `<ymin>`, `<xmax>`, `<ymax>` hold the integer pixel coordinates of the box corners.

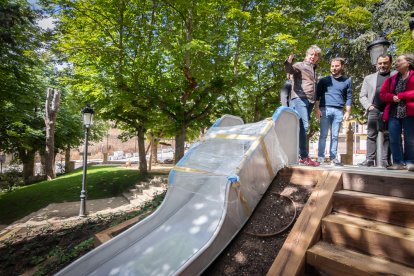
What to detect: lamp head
<box><xmin>82</xmin><ymin>105</ymin><xmax>94</xmax><ymax>128</ymax></box>
<box><xmin>367</xmin><ymin>38</ymin><xmax>390</xmax><ymax>66</ymax></box>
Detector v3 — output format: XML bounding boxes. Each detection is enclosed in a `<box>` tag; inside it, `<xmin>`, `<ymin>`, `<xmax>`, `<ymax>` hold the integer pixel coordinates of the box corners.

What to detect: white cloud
<box><xmin>37</xmin><ymin>17</ymin><xmax>56</xmax><ymax>30</ymax></box>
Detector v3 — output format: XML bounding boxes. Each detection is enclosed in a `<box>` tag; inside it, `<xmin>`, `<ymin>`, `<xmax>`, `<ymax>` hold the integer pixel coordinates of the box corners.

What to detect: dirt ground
<box><xmin>203</xmin><ymin>172</ymin><xmax>312</xmax><ymax>275</ymax></box>
<box><xmin>0</xmin><ymin>171</ymin><xmax>312</xmax><ymax>275</ymax></box>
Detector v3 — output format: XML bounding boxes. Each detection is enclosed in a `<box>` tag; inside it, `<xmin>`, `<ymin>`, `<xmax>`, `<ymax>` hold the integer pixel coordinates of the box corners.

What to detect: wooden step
<box><xmin>333</xmin><ymin>190</ymin><xmax>414</xmax><ymax>229</ymax></box>
<box><xmin>278</xmin><ymin>167</ymin><xmax>324</xmax><ymax>186</ymax></box>
<box><xmin>342</xmin><ymin>172</ymin><xmax>414</xmax><ymax>199</ymax></box>
<box><xmin>307</xmin><ymin>241</ymin><xmax>414</xmax><ymax>276</ymax></box>
<box><xmin>322</xmin><ymin>213</ymin><xmax>414</xmax><ymax>267</ymax></box>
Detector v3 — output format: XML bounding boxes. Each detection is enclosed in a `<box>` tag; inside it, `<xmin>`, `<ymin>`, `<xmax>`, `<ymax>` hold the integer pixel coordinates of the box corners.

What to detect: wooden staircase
<box><xmin>306</xmin><ymin>171</ymin><xmax>414</xmax><ymax>275</ymax></box>
<box><xmin>267</xmin><ymin>167</ymin><xmax>414</xmax><ymax>276</ymax></box>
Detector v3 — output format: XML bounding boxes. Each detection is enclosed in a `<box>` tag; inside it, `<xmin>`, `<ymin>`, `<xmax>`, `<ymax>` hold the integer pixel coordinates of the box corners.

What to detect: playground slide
<box><xmin>57</xmin><ymin>107</ymin><xmax>299</xmax><ymax>276</ymax></box>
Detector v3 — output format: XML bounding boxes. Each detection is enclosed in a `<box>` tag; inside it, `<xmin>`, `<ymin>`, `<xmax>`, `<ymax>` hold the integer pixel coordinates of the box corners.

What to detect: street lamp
<box><xmin>367</xmin><ymin>37</ymin><xmax>390</xmax><ymax>167</ymax></box>
<box><xmin>79</xmin><ymin>105</ymin><xmax>94</xmax><ymax>217</ymax></box>
<box><xmin>367</xmin><ymin>37</ymin><xmax>391</xmax><ymax>66</ymax></box>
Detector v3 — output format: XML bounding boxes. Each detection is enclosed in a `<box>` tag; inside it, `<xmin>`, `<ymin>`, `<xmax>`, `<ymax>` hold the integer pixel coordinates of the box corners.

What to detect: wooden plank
<box><xmin>342</xmin><ymin>172</ymin><xmax>414</xmax><ymax>199</ymax></box>
<box><xmin>278</xmin><ymin>167</ymin><xmax>324</xmax><ymax>187</ymax></box>
<box><xmin>322</xmin><ymin>213</ymin><xmax>414</xmax><ymax>267</ymax></box>
<box><xmin>267</xmin><ymin>170</ymin><xmax>342</xmax><ymax>276</ymax></box>
<box><xmin>94</xmin><ymin>211</ymin><xmax>151</xmax><ymax>246</ymax></box>
<box><xmin>333</xmin><ymin>190</ymin><xmax>414</xmax><ymax>229</ymax></box>
<box><xmin>307</xmin><ymin>241</ymin><xmax>414</xmax><ymax>276</ymax></box>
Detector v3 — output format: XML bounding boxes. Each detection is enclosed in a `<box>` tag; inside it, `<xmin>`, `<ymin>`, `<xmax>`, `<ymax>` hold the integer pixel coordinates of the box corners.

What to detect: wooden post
<box><xmin>340</xmin><ymin>123</ymin><xmax>354</xmax><ymax>165</ymax></box>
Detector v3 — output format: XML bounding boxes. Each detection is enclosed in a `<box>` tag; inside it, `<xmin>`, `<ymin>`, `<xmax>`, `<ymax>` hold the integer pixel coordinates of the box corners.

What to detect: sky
<box><xmin>28</xmin><ymin>0</ymin><xmax>56</xmax><ymax>30</ymax></box>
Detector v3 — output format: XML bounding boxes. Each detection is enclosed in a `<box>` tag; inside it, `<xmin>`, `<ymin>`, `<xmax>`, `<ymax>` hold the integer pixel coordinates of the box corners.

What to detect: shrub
<box><xmin>0</xmin><ymin>165</ymin><xmax>24</xmax><ymax>192</ymax></box>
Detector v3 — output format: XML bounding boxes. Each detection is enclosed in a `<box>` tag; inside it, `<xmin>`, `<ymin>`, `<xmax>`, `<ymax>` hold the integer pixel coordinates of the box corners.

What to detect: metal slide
<box><xmin>57</xmin><ymin>107</ymin><xmax>299</xmax><ymax>276</ymax></box>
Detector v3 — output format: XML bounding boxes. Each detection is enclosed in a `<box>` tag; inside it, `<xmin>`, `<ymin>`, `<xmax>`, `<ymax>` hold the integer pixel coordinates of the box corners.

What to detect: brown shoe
<box><xmin>387</xmin><ymin>164</ymin><xmax>406</xmax><ymax>170</ymax></box>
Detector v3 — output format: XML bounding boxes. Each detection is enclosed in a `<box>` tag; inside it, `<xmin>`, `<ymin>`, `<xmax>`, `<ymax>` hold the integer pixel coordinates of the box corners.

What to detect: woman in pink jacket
<box><xmin>380</xmin><ymin>54</ymin><xmax>414</xmax><ymax>171</ymax></box>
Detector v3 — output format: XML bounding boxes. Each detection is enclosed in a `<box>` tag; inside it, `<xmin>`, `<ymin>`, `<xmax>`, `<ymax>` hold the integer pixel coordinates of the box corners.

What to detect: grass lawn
<box><xmin>0</xmin><ymin>165</ymin><xmax>161</xmax><ymax>225</ymax></box>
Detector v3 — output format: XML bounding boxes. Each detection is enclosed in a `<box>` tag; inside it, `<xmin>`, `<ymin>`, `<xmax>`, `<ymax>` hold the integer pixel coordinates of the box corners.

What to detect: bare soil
<box><xmin>203</xmin><ymin>173</ymin><xmax>312</xmax><ymax>275</ymax></box>
<box><xmin>0</xmin><ymin>172</ymin><xmax>312</xmax><ymax>276</ymax></box>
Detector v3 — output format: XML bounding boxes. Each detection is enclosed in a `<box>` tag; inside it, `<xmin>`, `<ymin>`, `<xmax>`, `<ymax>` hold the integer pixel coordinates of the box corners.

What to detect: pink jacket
<box><xmin>380</xmin><ymin>70</ymin><xmax>414</xmax><ymax>121</ymax></box>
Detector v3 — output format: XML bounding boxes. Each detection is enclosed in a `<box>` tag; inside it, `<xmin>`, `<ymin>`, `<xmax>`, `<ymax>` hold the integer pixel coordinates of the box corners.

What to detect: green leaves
<box><xmin>30</xmin><ymin>0</ymin><xmax>414</xmax><ymax>149</ymax></box>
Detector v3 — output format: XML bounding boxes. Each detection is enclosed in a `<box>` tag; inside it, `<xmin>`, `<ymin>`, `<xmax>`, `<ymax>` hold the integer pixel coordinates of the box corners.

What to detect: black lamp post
<box><xmin>367</xmin><ymin>37</ymin><xmax>390</xmax><ymax>167</ymax></box>
<box><xmin>367</xmin><ymin>37</ymin><xmax>391</xmax><ymax>66</ymax></box>
<box><xmin>79</xmin><ymin>105</ymin><xmax>94</xmax><ymax>217</ymax></box>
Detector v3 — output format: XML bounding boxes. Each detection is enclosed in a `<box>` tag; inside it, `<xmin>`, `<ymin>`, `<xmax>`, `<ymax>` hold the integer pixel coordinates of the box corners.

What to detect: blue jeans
<box><xmin>388</xmin><ymin>116</ymin><xmax>414</xmax><ymax>165</ymax></box>
<box><xmin>290</xmin><ymin>97</ymin><xmax>314</xmax><ymax>158</ymax></box>
<box><xmin>318</xmin><ymin>107</ymin><xmax>343</xmax><ymax>160</ymax></box>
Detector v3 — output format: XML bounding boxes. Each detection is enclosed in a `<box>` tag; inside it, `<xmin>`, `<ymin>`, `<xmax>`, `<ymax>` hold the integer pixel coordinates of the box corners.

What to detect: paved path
<box><xmin>0</xmin><ymin>164</ymin><xmax>173</xmax><ymax>234</ymax></box>
<box><xmin>0</xmin><ymin>197</ymin><xmax>135</xmax><ymax>234</ymax></box>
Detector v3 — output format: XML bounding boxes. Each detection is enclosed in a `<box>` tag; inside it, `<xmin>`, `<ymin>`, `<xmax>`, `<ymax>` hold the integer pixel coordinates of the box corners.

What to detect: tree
<box><xmin>42</xmin><ymin>0</ymin><xmax>414</xmax><ymax>165</ymax></box>
<box><xmin>44</xmin><ymin>88</ymin><xmax>61</xmax><ymax>180</ymax></box>
<box><xmin>0</xmin><ymin>0</ymin><xmax>48</xmax><ymax>182</ymax></box>
<box><xmin>43</xmin><ymin>0</ymin><xmax>165</xmax><ymax>172</ymax></box>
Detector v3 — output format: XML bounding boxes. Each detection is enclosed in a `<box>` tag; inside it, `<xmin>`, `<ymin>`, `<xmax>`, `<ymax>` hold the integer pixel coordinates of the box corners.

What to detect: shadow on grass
<box><xmin>0</xmin><ymin>166</ymin><xmax>160</xmax><ymax>225</ymax></box>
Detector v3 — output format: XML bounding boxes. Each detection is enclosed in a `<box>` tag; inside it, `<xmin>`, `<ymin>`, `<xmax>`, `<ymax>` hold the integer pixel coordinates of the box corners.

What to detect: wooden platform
<box><xmin>307</xmin><ymin>241</ymin><xmax>414</xmax><ymax>276</ymax></box>
<box><xmin>267</xmin><ymin>165</ymin><xmax>414</xmax><ymax>276</ymax></box>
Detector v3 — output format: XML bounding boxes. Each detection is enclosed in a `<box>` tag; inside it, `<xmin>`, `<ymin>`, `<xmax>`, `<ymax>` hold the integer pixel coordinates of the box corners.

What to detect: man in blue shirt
<box><xmin>315</xmin><ymin>57</ymin><xmax>352</xmax><ymax>166</ymax></box>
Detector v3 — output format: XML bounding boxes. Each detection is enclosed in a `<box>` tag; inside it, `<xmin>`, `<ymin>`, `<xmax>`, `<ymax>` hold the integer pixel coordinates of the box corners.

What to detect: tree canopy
<box><xmin>1</xmin><ymin>0</ymin><xmax>414</xmax><ymax>169</ymax></box>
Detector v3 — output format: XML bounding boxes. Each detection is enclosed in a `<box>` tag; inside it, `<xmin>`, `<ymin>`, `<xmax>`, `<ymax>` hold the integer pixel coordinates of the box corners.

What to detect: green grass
<box><xmin>0</xmin><ymin>166</ymin><xmax>158</xmax><ymax>225</ymax></box>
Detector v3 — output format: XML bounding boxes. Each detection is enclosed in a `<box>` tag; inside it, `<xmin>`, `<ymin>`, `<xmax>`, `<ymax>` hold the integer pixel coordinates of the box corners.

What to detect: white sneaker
<box><xmin>317</xmin><ymin>157</ymin><xmax>324</xmax><ymax>164</ymax></box>
<box><xmin>331</xmin><ymin>158</ymin><xmax>343</xmax><ymax>166</ymax></box>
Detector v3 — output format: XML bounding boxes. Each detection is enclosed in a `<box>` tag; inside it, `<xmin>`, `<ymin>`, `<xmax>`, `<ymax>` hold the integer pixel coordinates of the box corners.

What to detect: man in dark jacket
<box><xmin>358</xmin><ymin>54</ymin><xmax>395</xmax><ymax>167</ymax></box>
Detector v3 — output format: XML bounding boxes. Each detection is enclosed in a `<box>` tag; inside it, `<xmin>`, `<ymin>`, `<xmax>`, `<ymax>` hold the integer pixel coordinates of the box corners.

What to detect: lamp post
<box><xmin>367</xmin><ymin>37</ymin><xmax>390</xmax><ymax>67</ymax></box>
<box><xmin>367</xmin><ymin>37</ymin><xmax>390</xmax><ymax>167</ymax></box>
<box><xmin>79</xmin><ymin>105</ymin><xmax>94</xmax><ymax>217</ymax></box>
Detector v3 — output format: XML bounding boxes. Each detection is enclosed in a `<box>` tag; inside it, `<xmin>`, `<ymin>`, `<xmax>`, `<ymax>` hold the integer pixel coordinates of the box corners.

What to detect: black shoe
<box><xmin>387</xmin><ymin>164</ymin><xmax>406</xmax><ymax>170</ymax></box>
<box><xmin>381</xmin><ymin>161</ymin><xmax>390</xmax><ymax>168</ymax></box>
<box><xmin>358</xmin><ymin>160</ymin><xmax>374</xmax><ymax>167</ymax></box>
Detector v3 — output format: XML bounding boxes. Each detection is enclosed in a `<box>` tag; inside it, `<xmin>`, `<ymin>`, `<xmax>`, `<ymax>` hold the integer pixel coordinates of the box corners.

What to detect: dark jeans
<box><xmin>366</xmin><ymin>108</ymin><xmax>390</xmax><ymax>162</ymax></box>
<box><xmin>388</xmin><ymin>116</ymin><xmax>414</xmax><ymax>165</ymax></box>
<box><xmin>289</xmin><ymin>97</ymin><xmax>314</xmax><ymax>158</ymax></box>
<box><xmin>280</xmin><ymin>89</ymin><xmax>289</xmax><ymax>107</ymax></box>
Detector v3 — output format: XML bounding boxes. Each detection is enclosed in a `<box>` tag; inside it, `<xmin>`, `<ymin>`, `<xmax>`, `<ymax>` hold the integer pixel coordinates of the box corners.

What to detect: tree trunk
<box><xmin>151</xmin><ymin>137</ymin><xmax>158</xmax><ymax>164</ymax></box>
<box><xmin>174</xmin><ymin>124</ymin><xmax>186</xmax><ymax>163</ymax></box>
<box><xmin>137</xmin><ymin>126</ymin><xmax>147</xmax><ymax>174</ymax></box>
<box><xmin>40</xmin><ymin>153</ymin><xmax>46</xmax><ymax>175</ymax></box>
<box><xmin>19</xmin><ymin>149</ymin><xmax>35</xmax><ymax>183</ymax></box>
<box><xmin>23</xmin><ymin>156</ymin><xmax>35</xmax><ymax>182</ymax></box>
<box><xmin>44</xmin><ymin>88</ymin><xmax>61</xmax><ymax>180</ymax></box>
<box><xmin>64</xmin><ymin>147</ymin><xmax>71</xmax><ymax>173</ymax></box>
